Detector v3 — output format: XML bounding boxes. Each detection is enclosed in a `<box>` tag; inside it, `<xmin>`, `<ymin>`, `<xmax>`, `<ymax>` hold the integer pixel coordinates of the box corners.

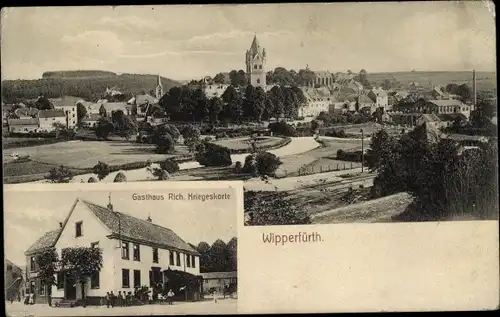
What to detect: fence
<box><xmin>281</xmin><ymin>161</ymin><xmax>363</xmax><ymax>178</ymax></box>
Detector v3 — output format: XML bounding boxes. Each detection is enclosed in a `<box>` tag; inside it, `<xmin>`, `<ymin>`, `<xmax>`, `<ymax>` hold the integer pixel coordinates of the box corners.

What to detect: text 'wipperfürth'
<box><xmin>262</xmin><ymin>232</ymin><xmax>323</xmax><ymax>246</ymax></box>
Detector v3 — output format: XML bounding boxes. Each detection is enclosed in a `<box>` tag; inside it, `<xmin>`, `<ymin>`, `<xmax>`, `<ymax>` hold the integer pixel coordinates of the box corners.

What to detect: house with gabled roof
<box><xmin>25</xmin><ymin>197</ymin><xmax>201</xmax><ymax>306</ymax></box>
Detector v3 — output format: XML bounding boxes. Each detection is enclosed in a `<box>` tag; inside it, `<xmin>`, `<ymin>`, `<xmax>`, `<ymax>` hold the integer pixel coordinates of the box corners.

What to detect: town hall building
<box><xmin>25</xmin><ymin>197</ymin><xmax>201</xmax><ymax>306</ymax></box>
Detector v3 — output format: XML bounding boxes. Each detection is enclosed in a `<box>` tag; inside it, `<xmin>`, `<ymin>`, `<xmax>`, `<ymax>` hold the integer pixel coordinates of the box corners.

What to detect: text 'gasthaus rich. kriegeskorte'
<box><xmin>131</xmin><ymin>192</ymin><xmax>232</xmax><ymax>202</ymax></box>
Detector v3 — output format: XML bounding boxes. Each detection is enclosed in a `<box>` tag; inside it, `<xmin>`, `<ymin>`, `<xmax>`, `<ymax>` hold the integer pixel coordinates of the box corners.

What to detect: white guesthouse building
<box><xmin>25</xmin><ymin>198</ymin><xmax>200</xmax><ymax>306</ymax></box>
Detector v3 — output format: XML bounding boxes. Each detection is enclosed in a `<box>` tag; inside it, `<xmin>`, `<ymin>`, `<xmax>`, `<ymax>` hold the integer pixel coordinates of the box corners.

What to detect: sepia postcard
<box><xmin>4</xmin><ymin>181</ymin><xmax>241</xmax><ymax>316</ymax></box>
<box><xmin>2</xmin><ymin>1</ymin><xmax>499</xmax><ymax>314</ymax></box>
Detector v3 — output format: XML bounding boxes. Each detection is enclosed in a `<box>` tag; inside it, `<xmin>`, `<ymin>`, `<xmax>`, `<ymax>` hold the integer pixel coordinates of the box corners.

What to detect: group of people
<box><xmin>23</xmin><ymin>293</ymin><xmax>35</xmax><ymax>305</ymax></box>
<box><xmin>104</xmin><ymin>289</ymin><xmax>176</xmax><ymax>307</ymax></box>
<box><xmin>104</xmin><ymin>291</ymin><xmax>134</xmax><ymax>308</ymax></box>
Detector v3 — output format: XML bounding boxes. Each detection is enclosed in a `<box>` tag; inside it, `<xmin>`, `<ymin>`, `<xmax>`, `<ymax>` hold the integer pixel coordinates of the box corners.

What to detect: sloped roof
<box><xmin>81</xmin><ymin>113</ymin><xmax>102</xmax><ymax>121</ymax></box>
<box><xmin>25</xmin><ymin>229</ymin><xmax>61</xmax><ymax>255</ymax></box>
<box><xmin>371</xmin><ymin>88</ymin><xmax>388</xmax><ymax>98</ymax></box>
<box><xmin>437</xmin><ymin>113</ymin><xmax>467</xmax><ymax>122</ymax></box>
<box><xmin>80</xmin><ymin>200</ymin><xmax>199</xmax><ymax>255</ymax></box>
<box><xmin>39</xmin><ymin>110</ymin><xmax>66</xmax><ymax>118</ymax></box>
<box><xmin>8</xmin><ymin>118</ymin><xmax>39</xmax><ymax>126</ymax></box>
<box><xmin>50</xmin><ymin>96</ymin><xmax>84</xmax><ymax>108</ymax></box>
<box><xmin>358</xmin><ymin>95</ymin><xmax>375</xmax><ymax>104</ymax></box>
<box><xmin>133</xmin><ymin>94</ymin><xmax>158</xmax><ymax>106</ymax></box>
<box><xmin>102</xmin><ymin>102</ymin><xmax>129</xmax><ymax>113</ymax></box>
<box><xmin>200</xmin><ymin>271</ymin><xmax>237</xmax><ymax>280</ymax></box>
<box><xmin>428</xmin><ymin>99</ymin><xmax>465</xmax><ymax>107</ymax></box>
<box><xmin>419</xmin><ymin>113</ymin><xmax>441</xmax><ymax>122</ymax></box>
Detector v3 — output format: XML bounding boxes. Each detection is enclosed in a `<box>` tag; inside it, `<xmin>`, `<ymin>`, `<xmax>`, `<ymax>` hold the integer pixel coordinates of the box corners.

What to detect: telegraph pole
<box><xmin>360</xmin><ymin>128</ymin><xmax>364</xmax><ymax>173</ymax></box>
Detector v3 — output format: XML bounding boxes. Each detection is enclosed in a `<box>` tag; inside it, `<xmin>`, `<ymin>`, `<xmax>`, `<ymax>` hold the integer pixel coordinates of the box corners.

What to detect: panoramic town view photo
<box><xmin>4</xmin><ymin>184</ymin><xmax>238</xmax><ymax>316</ymax></box>
<box><xmin>2</xmin><ymin>2</ymin><xmax>498</xmax><ymax>226</ymax></box>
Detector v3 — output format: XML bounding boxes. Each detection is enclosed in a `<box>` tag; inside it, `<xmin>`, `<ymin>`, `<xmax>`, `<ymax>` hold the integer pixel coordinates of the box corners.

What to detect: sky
<box><xmin>3</xmin><ymin>187</ymin><xmax>237</xmax><ymax>266</ymax></box>
<box><xmin>0</xmin><ymin>2</ymin><xmax>496</xmax><ymax>81</ymax></box>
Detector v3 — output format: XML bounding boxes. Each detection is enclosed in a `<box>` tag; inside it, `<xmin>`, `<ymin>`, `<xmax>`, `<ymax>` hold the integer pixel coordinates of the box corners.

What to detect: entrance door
<box><xmin>65</xmin><ymin>277</ymin><xmax>77</xmax><ymax>300</ymax></box>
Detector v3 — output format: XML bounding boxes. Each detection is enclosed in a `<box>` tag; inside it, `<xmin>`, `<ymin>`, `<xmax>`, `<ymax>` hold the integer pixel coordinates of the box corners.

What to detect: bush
<box><xmin>256</xmin><ymin>152</ymin><xmax>282</xmax><ymax>176</ymax></box>
<box><xmin>87</xmin><ymin>177</ymin><xmax>97</xmax><ymax>183</ymax></box>
<box><xmin>268</xmin><ymin>121</ymin><xmax>297</xmax><ymax>137</ymax></box>
<box><xmin>45</xmin><ymin>165</ymin><xmax>74</xmax><ymax>183</ymax></box>
<box><xmin>234</xmin><ymin>161</ymin><xmax>243</xmax><ymax>174</ymax></box>
<box><xmin>242</xmin><ymin>154</ymin><xmax>257</xmax><ymax>175</ymax></box>
<box><xmin>160</xmin><ymin>159</ymin><xmax>180</xmax><ymax>174</ymax></box>
<box><xmin>155</xmin><ymin>134</ymin><xmax>175</xmax><ymax>154</ymax></box>
<box><xmin>114</xmin><ymin>172</ymin><xmax>127</xmax><ymax>182</ymax></box>
<box><xmin>195</xmin><ymin>143</ymin><xmax>232</xmax><ymax>167</ymax></box>
<box><xmin>326</xmin><ymin>129</ymin><xmax>347</xmax><ymax>138</ymax></box>
<box><xmin>92</xmin><ymin>161</ymin><xmax>111</xmax><ymax>181</ymax></box>
<box><xmin>151</xmin><ymin>168</ymin><xmax>170</xmax><ymax>180</ymax></box>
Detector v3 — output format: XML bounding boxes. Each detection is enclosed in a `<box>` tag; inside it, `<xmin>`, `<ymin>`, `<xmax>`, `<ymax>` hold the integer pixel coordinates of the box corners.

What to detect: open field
<box><xmin>277</xmin><ymin>137</ymin><xmax>363</xmax><ymax>177</ymax></box>
<box><xmin>368</xmin><ymin>71</ymin><xmax>497</xmax><ymax>91</ymax></box>
<box><xmin>212</xmin><ymin>136</ymin><xmax>283</xmax><ymax>151</ymax></box>
<box><xmin>2</xmin><ymin>140</ymin><xmax>189</xmax><ymax>169</ymax></box>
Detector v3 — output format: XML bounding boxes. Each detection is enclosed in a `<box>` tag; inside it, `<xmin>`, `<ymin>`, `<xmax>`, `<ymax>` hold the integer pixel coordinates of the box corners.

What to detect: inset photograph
<box><xmin>4</xmin><ymin>183</ymin><xmax>238</xmax><ymax>316</ymax></box>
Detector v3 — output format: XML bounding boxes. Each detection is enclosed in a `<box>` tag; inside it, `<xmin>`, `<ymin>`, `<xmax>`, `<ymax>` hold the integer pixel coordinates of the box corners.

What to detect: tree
<box><xmin>213</xmin><ymin>73</ymin><xmax>226</xmax><ymax>84</ymax></box>
<box><xmin>244</xmin><ymin>191</ymin><xmax>311</xmax><ymax>226</ymax></box>
<box><xmin>226</xmin><ymin>237</ymin><xmax>237</xmax><ymax>271</ymax></box>
<box><xmin>155</xmin><ymin>133</ymin><xmax>175</xmax><ymax>154</ymax></box>
<box><xmin>99</xmin><ymin>104</ymin><xmax>107</xmax><ymax>117</ymax></box>
<box><xmin>113</xmin><ymin>172</ymin><xmax>127</xmax><ymax>182</ymax></box>
<box><xmin>221</xmin><ymin>86</ymin><xmax>243</xmax><ymax>122</ymax></box>
<box><xmin>60</xmin><ymin>247</ymin><xmax>103</xmax><ymax>305</ymax></box>
<box><xmin>87</xmin><ymin>177</ymin><xmax>97</xmax><ymax>183</ymax></box>
<box><xmin>92</xmin><ymin>161</ymin><xmax>110</xmax><ymax>181</ymax></box>
<box><xmin>243</xmin><ymin>85</ymin><xmax>256</xmax><ymax>120</ymax></box>
<box><xmin>160</xmin><ymin>159</ymin><xmax>180</xmax><ymax>174</ymax></box>
<box><xmin>195</xmin><ymin>143</ymin><xmax>232</xmax><ymax>167</ymax></box>
<box><xmin>445</xmin><ymin>83</ymin><xmax>459</xmax><ymax>94</ymax></box>
<box><xmin>45</xmin><ymin>165</ymin><xmax>74</xmax><ymax>183</ymax></box>
<box><xmin>255</xmin><ymin>152</ymin><xmax>282</xmax><ymax>176</ymax></box>
<box><xmin>182</xmin><ymin>125</ymin><xmax>201</xmax><ymax>153</ymax></box>
<box><xmin>381</xmin><ymin>79</ymin><xmax>392</xmax><ymax>90</ymax></box>
<box><xmin>456</xmin><ymin>84</ymin><xmax>472</xmax><ymax>102</ymax></box>
<box><xmin>209</xmin><ymin>96</ymin><xmax>224</xmax><ymax>124</ymax></box>
<box><xmin>77</xmin><ymin>103</ymin><xmax>87</xmax><ymax>122</ymax></box>
<box><xmin>209</xmin><ymin>239</ymin><xmax>228</xmax><ymax>272</ymax></box>
<box><xmin>95</xmin><ymin>118</ymin><xmax>114</xmax><ymax>140</ymax></box>
<box><xmin>365</xmin><ymin>129</ymin><xmax>395</xmax><ymax>171</ymax></box>
<box><xmin>253</xmin><ymin>87</ymin><xmax>267</xmax><ymax>121</ymax></box>
<box><xmin>35</xmin><ymin>249</ymin><xmax>58</xmax><ymax>306</ymax></box>
<box><xmin>35</xmin><ymin>96</ymin><xmax>54</xmax><ymax>110</ymax></box>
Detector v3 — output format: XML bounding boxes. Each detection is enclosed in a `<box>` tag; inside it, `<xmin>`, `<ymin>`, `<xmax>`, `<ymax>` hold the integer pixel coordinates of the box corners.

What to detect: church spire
<box><xmin>157</xmin><ymin>74</ymin><xmax>162</xmax><ymax>87</ymax></box>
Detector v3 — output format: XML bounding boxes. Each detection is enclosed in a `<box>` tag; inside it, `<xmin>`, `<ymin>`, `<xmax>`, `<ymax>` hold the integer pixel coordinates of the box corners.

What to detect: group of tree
<box><xmin>443</xmin><ymin>83</ymin><xmax>473</xmax><ymax>102</ymax></box>
<box><xmin>1</xmin><ymin>73</ymin><xmax>179</xmax><ymax>104</ymax></box>
<box><xmin>353</xmin><ymin>69</ymin><xmax>372</xmax><ymax>89</ymax></box>
<box><xmin>317</xmin><ymin>111</ymin><xmax>373</xmax><ymax>126</ymax></box>
<box><xmin>159</xmin><ymin>84</ymin><xmax>306</xmax><ymax>123</ymax></box>
<box><xmin>194</xmin><ymin>237</ymin><xmax>237</xmax><ymax>273</ymax></box>
<box><xmin>216</xmin><ymin>67</ymin><xmax>317</xmax><ymax>87</ymax></box>
<box><xmin>35</xmin><ymin>246</ymin><xmax>103</xmax><ymax>306</ymax></box>
<box><xmin>244</xmin><ymin>191</ymin><xmax>311</xmax><ymax>226</ymax></box>
<box><xmin>366</xmin><ymin>124</ymin><xmax>498</xmax><ymax>221</ymax></box>
<box><xmin>95</xmin><ymin>110</ymin><xmax>138</xmax><ymax>140</ymax></box>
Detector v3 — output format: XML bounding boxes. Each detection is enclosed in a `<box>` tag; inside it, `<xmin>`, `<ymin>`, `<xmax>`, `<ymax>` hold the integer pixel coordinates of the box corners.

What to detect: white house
<box><xmin>38</xmin><ymin>110</ymin><xmax>67</xmax><ymax>132</ymax></box>
<box><xmin>26</xmin><ymin>198</ymin><xmax>200</xmax><ymax>306</ymax></box>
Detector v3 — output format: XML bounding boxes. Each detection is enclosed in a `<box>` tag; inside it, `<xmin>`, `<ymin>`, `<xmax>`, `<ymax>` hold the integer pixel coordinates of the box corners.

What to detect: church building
<box><xmin>245</xmin><ymin>34</ymin><xmax>267</xmax><ymax>89</ymax></box>
<box><xmin>155</xmin><ymin>74</ymin><xmax>163</xmax><ymax>100</ymax></box>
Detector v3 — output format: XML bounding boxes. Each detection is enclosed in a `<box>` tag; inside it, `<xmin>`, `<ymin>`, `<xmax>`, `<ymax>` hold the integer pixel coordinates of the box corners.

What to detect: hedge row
<box><xmin>3</xmin><ymin>137</ymin><xmax>66</xmax><ymax>149</ymax></box>
<box><xmin>336</xmin><ymin>149</ymin><xmax>371</xmax><ymax>162</ymax></box>
<box><xmin>226</xmin><ymin>137</ymin><xmax>292</xmax><ymax>154</ymax></box>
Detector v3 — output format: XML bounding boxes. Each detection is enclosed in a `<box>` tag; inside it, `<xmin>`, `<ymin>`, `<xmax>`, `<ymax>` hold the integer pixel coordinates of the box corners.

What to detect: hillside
<box><xmin>2</xmin><ymin>72</ymin><xmax>181</xmax><ymax>103</ymax></box>
<box><xmin>42</xmin><ymin>70</ymin><xmax>117</xmax><ymax>79</ymax></box>
<box><xmin>367</xmin><ymin>71</ymin><xmax>497</xmax><ymax>91</ymax></box>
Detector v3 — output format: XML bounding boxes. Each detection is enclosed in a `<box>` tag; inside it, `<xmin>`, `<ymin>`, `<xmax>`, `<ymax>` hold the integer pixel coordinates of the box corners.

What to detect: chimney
<box><xmin>107</xmin><ymin>193</ymin><xmax>113</xmax><ymax>211</ymax></box>
<box><xmin>472</xmin><ymin>69</ymin><xmax>477</xmax><ymax>107</ymax></box>
<box><xmin>59</xmin><ymin>222</ymin><xmax>63</xmax><ymax>228</ymax></box>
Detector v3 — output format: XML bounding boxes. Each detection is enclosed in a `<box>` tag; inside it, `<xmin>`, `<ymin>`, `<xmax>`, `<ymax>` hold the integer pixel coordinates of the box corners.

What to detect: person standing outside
<box><xmin>166</xmin><ymin>289</ymin><xmax>174</xmax><ymax>305</ymax></box>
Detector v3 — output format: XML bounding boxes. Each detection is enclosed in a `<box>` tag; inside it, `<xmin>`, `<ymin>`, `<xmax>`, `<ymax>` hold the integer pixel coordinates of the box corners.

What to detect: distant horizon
<box><xmin>1</xmin><ymin>3</ymin><xmax>495</xmax><ymax>81</ymax></box>
<box><xmin>1</xmin><ymin>68</ymin><xmax>497</xmax><ymax>82</ymax></box>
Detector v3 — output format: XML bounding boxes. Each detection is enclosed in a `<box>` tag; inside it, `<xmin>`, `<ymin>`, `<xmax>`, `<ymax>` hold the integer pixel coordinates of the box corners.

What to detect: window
<box><xmin>134</xmin><ymin>270</ymin><xmax>141</xmax><ymax>288</ymax></box>
<box><xmin>30</xmin><ymin>257</ymin><xmax>36</xmax><ymax>272</ymax></box>
<box><xmin>152</xmin><ymin>248</ymin><xmax>159</xmax><ymax>263</ymax></box>
<box><xmin>176</xmin><ymin>252</ymin><xmax>181</xmax><ymax>266</ymax></box>
<box><xmin>122</xmin><ymin>242</ymin><xmax>130</xmax><ymax>260</ymax></box>
<box><xmin>256</xmin><ymin>78</ymin><xmax>260</xmax><ymax>84</ymax></box>
<box><xmin>192</xmin><ymin>255</ymin><xmax>196</xmax><ymax>268</ymax></box>
<box><xmin>75</xmin><ymin>221</ymin><xmax>83</xmax><ymax>237</ymax></box>
<box><xmin>133</xmin><ymin>244</ymin><xmax>140</xmax><ymax>261</ymax></box>
<box><xmin>169</xmin><ymin>251</ymin><xmax>174</xmax><ymax>265</ymax></box>
<box><xmin>254</xmin><ymin>65</ymin><xmax>257</xmax><ymax>69</ymax></box>
<box><xmin>186</xmin><ymin>255</ymin><xmax>191</xmax><ymax>267</ymax></box>
<box><xmin>90</xmin><ymin>242</ymin><xmax>99</xmax><ymax>248</ymax></box>
<box><xmin>149</xmin><ymin>271</ymin><xmax>153</xmax><ymax>287</ymax></box>
<box><xmin>91</xmin><ymin>271</ymin><xmax>100</xmax><ymax>289</ymax></box>
<box><xmin>57</xmin><ymin>272</ymin><xmax>64</xmax><ymax>289</ymax></box>
<box><xmin>122</xmin><ymin>269</ymin><xmax>130</xmax><ymax>288</ymax></box>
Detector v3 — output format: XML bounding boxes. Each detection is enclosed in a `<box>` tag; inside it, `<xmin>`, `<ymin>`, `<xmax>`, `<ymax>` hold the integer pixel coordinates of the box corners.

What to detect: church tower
<box><xmin>155</xmin><ymin>74</ymin><xmax>163</xmax><ymax>99</ymax></box>
<box><xmin>245</xmin><ymin>34</ymin><xmax>267</xmax><ymax>88</ymax></box>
